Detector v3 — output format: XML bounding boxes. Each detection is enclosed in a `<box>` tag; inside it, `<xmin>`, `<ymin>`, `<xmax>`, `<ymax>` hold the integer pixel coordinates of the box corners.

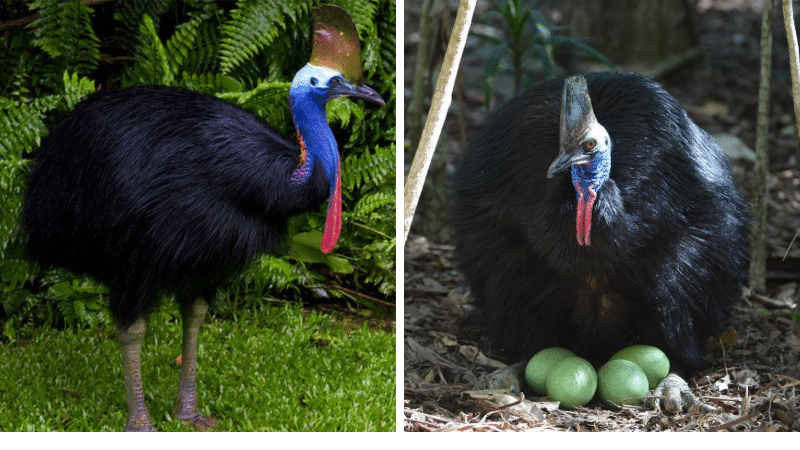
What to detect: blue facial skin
<box><xmin>571</xmin><ymin>138</ymin><xmax>611</xmax><ymax>204</ymax></box>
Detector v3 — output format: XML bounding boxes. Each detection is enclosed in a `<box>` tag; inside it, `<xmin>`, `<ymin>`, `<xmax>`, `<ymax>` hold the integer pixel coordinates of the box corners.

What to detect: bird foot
<box><xmin>647</xmin><ymin>373</ymin><xmax>717</xmax><ymax>414</ymax></box>
<box><xmin>176</xmin><ymin>410</ymin><xmax>219</xmax><ymax>431</ymax></box>
<box><xmin>124</xmin><ymin>415</ymin><xmax>156</xmax><ymax>432</ymax></box>
<box><xmin>482</xmin><ymin>365</ymin><xmax>524</xmax><ymax>394</ymax></box>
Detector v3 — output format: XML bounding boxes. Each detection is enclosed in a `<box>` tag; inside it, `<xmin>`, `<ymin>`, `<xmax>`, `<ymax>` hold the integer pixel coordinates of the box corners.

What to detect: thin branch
<box><xmin>403</xmin><ymin>0</ymin><xmax>476</xmax><ymax>248</ymax></box>
<box><xmin>782</xmin><ymin>0</ymin><xmax>800</xmax><ymax>162</ymax></box>
<box><xmin>749</xmin><ymin>0</ymin><xmax>773</xmax><ymax>293</ymax></box>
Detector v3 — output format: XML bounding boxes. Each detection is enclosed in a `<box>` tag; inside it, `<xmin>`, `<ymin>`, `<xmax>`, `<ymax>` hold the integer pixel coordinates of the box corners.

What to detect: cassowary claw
<box><xmin>176</xmin><ymin>410</ymin><xmax>220</xmax><ymax>431</ymax></box>
<box><xmin>647</xmin><ymin>373</ymin><xmax>717</xmax><ymax>414</ymax></box>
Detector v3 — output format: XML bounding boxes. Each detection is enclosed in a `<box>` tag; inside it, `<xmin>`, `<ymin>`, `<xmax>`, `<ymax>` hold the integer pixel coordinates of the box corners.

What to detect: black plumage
<box><xmin>23</xmin><ymin>86</ymin><xmax>328</xmax><ymax>327</ymax></box>
<box><xmin>451</xmin><ymin>72</ymin><xmax>749</xmax><ymax>372</ymax></box>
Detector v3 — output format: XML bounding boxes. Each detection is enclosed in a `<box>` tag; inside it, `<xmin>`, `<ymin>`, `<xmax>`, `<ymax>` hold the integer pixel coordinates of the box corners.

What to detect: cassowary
<box><xmin>21</xmin><ymin>5</ymin><xmax>384</xmax><ymax>431</ymax></box>
<box><xmin>451</xmin><ymin>73</ymin><xmax>749</xmax><ymax>411</ymax></box>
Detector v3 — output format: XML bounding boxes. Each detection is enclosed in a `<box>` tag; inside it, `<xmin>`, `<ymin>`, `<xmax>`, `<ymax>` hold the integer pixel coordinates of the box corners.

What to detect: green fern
<box><xmin>112</xmin><ymin>0</ymin><xmax>172</xmax><ymax>53</ymax></box>
<box><xmin>219</xmin><ymin>0</ymin><xmax>314</xmax><ymax>76</ymax></box>
<box><xmin>220</xmin><ymin>81</ymin><xmax>293</xmax><ymax>135</ymax></box>
<box><xmin>29</xmin><ymin>0</ymin><xmax>100</xmax><ymax>77</ymax></box>
<box><xmin>353</xmin><ymin>188</ymin><xmax>394</xmax><ymax>217</ymax></box>
<box><xmin>133</xmin><ymin>14</ymin><xmax>173</xmax><ymax>85</ymax></box>
<box><xmin>342</xmin><ymin>145</ymin><xmax>394</xmax><ymax>192</ymax></box>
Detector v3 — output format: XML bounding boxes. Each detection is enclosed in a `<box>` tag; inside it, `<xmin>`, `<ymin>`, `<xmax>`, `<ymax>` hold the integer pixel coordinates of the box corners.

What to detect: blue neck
<box><xmin>570</xmin><ymin>150</ymin><xmax>611</xmax><ymax>199</ymax></box>
<box><xmin>288</xmin><ymin>95</ymin><xmax>338</xmax><ymax>194</ymax></box>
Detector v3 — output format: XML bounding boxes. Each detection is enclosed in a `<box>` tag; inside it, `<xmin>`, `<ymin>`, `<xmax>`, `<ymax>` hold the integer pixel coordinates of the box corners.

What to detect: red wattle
<box><xmin>574</xmin><ymin>182</ymin><xmax>596</xmax><ymax>246</ymax></box>
<box><xmin>321</xmin><ymin>168</ymin><xmax>342</xmax><ymax>254</ymax></box>
<box><xmin>575</xmin><ymin>185</ymin><xmax>586</xmax><ymax>245</ymax></box>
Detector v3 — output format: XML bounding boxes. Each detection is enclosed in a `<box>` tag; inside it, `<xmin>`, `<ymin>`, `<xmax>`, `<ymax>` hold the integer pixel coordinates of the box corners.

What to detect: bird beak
<box><xmin>329</xmin><ymin>77</ymin><xmax>385</xmax><ymax>106</ymax></box>
<box><xmin>547</xmin><ymin>152</ymin><xmax>592</xmax><ymax>178</ymax></box>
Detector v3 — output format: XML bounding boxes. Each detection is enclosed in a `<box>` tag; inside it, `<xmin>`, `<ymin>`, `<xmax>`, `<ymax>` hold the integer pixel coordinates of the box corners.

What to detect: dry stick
<box><xmin>403</xmin><ymin>0</ymin><xmax>476</xmax><ymax>247</ymax></box>
<box><xmin>407</xmin><ymin>0</ymin><xmax>438</xmax><ymax>152</ymax></box>
<box><xmin>781</xmin><ymin>0</ymin><xmax>800</xmax><ymax>304</ymax></box>
<box><xmin>749</xmin><ymin>0</ymin><xmax>773</xmax><ymax>293</ymax></box>
<box><xmin>782</xmin><ymin>0</ymin><xmax>800</xmax><ymax>161</ymax></box>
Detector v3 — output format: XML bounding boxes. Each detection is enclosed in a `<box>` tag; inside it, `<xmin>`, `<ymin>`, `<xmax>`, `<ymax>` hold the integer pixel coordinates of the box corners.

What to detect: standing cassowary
<box><xmin>21</xmin><ymin>5</ymin><xmax>384</xmax><ymax>431</ymax></box>
<box><xmin>452</xmin><ymin>73</ymin><xmax>749</xmax><ymax>410</ymax></box>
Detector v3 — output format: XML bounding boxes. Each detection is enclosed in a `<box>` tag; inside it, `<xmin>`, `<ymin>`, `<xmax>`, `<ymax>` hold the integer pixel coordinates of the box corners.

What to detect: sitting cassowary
<box><xmin>22</xmin><ymin>5</ymin><xmax>384</xmax><ymax>431</ymax></box>
<box><xmin>452</xmin><ymin>73</ymin><xmax>749</xmax><ymax>410</ymax></box>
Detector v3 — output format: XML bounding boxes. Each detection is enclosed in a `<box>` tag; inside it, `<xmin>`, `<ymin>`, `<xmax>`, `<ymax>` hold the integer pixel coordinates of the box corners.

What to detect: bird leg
<box><xmin>118</xmin><ymin>317</ymin><xmax>156</xmax><ymax>432</ymax></box>
<box><xmin>647</xmin><ymin>373</ymin><xmax>717</xmax><ymax>414</ymax></box>
<box><xmin>174</xmin><ymin>297</ymin><xmax>219</xmax><ymax>430</ymax></box>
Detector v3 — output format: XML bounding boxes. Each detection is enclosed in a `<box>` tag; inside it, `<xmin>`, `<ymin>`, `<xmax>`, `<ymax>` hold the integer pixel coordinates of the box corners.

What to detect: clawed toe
<box><xmin>176</xmin><ymin>410</ymin><xmax>220</xmax><ymax>431</ymax></box>
<box><xmin>647</xmin><ymin>373</ymin><xmax>717</xmax><ymax>414</ymax></box>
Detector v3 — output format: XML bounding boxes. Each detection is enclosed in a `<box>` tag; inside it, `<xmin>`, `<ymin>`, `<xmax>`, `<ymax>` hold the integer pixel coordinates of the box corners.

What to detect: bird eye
<box><xmin>310</xmin><ymin>77</ymin><xmax>318</xmax><ymax>86</ymax></box>
<box><xmin>583</xmin><ymin>139</ymin><xmax>596</xmax><ymax>152</ymax></box>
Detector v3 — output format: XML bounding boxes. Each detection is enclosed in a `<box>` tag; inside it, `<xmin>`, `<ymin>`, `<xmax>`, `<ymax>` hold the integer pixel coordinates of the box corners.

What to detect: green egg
<box><xmin>610</xmin><ymin>345</ymin><xmax>670</xmax><ymax>389</ymax></box>
<box><xmin>524</xmin><ymin>347</ymin><xmax>576</xmax><ymax>395</ymax></box>
<box><xmin>597</xmin><ymin>359</ymin><xmax>650</xmax><ymax>407</ymax></box>
<box><xmin>545</xmin><ymin>356</ymin><xmax>597</xmax><ymax>409</ymax></box>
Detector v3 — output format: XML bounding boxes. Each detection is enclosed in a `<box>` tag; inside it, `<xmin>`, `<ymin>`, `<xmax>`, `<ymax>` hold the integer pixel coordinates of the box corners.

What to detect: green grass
<box><xmin>0</xmin><ymin>301</ymin><xmax>395</xmax><ymax>431</ymax></box>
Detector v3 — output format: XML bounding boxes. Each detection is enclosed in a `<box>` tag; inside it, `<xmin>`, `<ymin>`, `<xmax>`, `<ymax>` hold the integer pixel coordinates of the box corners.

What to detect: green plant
<box><xmin>0</xmin><ymin>0</ymin><xmax>395</xmax><ymax>335</ymax></box>
<box><xmin>481</xmin><ymin>0</ymin><xmax>614</xmax><ymax>108</ymax></box>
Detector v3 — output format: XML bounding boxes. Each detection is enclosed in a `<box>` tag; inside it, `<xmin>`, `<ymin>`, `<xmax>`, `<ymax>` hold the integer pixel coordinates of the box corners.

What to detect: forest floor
<box><xmin>403</xmin><ymin>0</ymin><xmax>800</xmax><ymax>432</ymax></box>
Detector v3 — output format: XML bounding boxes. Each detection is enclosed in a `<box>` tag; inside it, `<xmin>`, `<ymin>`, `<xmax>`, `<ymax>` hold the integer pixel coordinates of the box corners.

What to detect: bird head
<box><xmin>546</xmin><ymin>75</ymin><xmax>611</xmax><ymax>246</ymax></box>
<box><xmin>288</xmin><ymin>5</ymin><xmax>384</xmax><ymax>254</ymax></box>
<box><xmin>290</xmin><ymin>4</ymin><xmax>385</xmax><ymax>107</ymax></box>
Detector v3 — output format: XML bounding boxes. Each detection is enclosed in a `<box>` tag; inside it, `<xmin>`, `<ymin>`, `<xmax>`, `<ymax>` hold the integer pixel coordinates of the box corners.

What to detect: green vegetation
<box><xmin>0</xmin><ymin>301</ymin><xmax>394</xmax><ymax>431</ymax></box>
<box><xmin>480</xmin><ymin>0</ymin><xmax>614</xmax><ymax>108</ymax></box>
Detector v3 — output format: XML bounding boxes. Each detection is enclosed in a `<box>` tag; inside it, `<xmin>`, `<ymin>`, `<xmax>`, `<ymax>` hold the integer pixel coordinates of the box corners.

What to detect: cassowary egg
<box><xmin>545</xmin><ymin>356</ymin><xmax>597</xmax><ymax>409</ymax></box>
<box><xmin>525</xmin><ymin>347</ymin><xmax>576</xmax><ymax>395</ymax></box>
<box><xmin>597</xmin><ymin>359</ymin><xmax>649</xmax><ymax>407</ymax></box>
<box><xmin>610</xmin><ymin>345</ymin><xmax>670</xmax><ymax>389</ymax></box>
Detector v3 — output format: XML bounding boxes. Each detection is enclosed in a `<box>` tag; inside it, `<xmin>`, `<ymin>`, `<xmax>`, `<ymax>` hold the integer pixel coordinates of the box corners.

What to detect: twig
<box><xmin>709</xmin><ymin>413</ymin><xmax>752</xmax><ymax>432</ymax></box>
<box><xmin>781</xmin><ymin>0</ymin><xmax>800</xmax><ymax>164</ymax></box>
<box><xmin>749</xmin><ymin>0</ymin><xmax>773</xmax><ymax>293</ymax></box>
<box><xmin>330</xmin><ymin>284</ymin><xmax>395</xmax><ymax>307</ymax></box>
<box><xmin>407</xmin><ymin>0</ymin><xmax>438</xmax><ymax>151</ymax></box>
<box><xmin>403</xmin><ymin>0</ymin><xmax>476</xmax><ymax>248</ymax></box>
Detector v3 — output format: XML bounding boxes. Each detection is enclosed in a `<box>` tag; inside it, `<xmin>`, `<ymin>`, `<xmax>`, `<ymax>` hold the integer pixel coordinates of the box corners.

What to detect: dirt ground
<box><xmin>403</xmin><ymin>0</ymin><xmax>800</xmax><ymax>432</ymax></box>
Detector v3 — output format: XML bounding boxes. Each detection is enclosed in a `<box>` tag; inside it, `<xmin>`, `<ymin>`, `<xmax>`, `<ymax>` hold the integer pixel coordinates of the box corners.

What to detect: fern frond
<box><xmin>29</xmin><ymin>0</ymin><xmax>100</xmax><ymax>76</ymax></box>
<box><xmin>165</xmin><ymin>11</ymin><xmax>224</xmax><ymax>76</ymax></box>
<box><xmin>342</xmin><ymin>145</ymin><xmax>394</xmax><ymax>191</ymax></box>
<box><xmin>219</xmin><ymin>0</ymin><xmax>313</xmax><ymax>75</ymax></box>
<box><xmin>0</xmin><ymin>97</ymin><xmax>58</xmax><ymax>159</ymax></box>
<box><xmin>179</xmin><ymin>72</ymin><xmax>243</xmax><ymax>94</ymax></box>
<box><xmin>220</xmin><ymin>81</ymin><xmax>292</xmax><ymax>135</ymax></box>
<box><xmin>112</xmin><ymin>0</ymin><xmax>171</xmax><ymax>52</ymax></box>
<box><xmin>133</xmin><ymin>14</ymin><xmax>173</xmax><ymax>85</ymax></box>
<box><xmin>61</xmin><ymin>71</ymin><xmax>96</xmax><ymax>109</ymax></box>
<box><xmin>353</xmin><ymin>188</ymin><xmax>394</xmax><ymax>217</ymax></box>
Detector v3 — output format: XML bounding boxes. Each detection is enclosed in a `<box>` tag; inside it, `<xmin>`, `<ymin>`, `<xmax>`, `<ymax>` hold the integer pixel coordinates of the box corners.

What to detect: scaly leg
<box><xmin>174</xmin><ymin>297</ymin><xmax>219</xmax><ymax>430</ymax></box>
<box><xmin>119</xmin><ymin>317</ymin><xmax>156</xmax><ymax>432</ymax></box>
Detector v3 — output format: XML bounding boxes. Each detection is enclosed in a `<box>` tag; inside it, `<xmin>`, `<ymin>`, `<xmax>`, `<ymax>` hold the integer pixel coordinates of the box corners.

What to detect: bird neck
<box><xmin>288</xmin><ymin>96</ymin><xmax>338</xmax><ymax>189</ymax></box>
<box><xmin>570</xmin><ymin>150</ymin><xmax>611</xmax><ymax>246</ymax></box>
<box><xmin>288</xmin><ymin>93</ymin><xmax>342</xmax><ymax>254</ymax></box>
